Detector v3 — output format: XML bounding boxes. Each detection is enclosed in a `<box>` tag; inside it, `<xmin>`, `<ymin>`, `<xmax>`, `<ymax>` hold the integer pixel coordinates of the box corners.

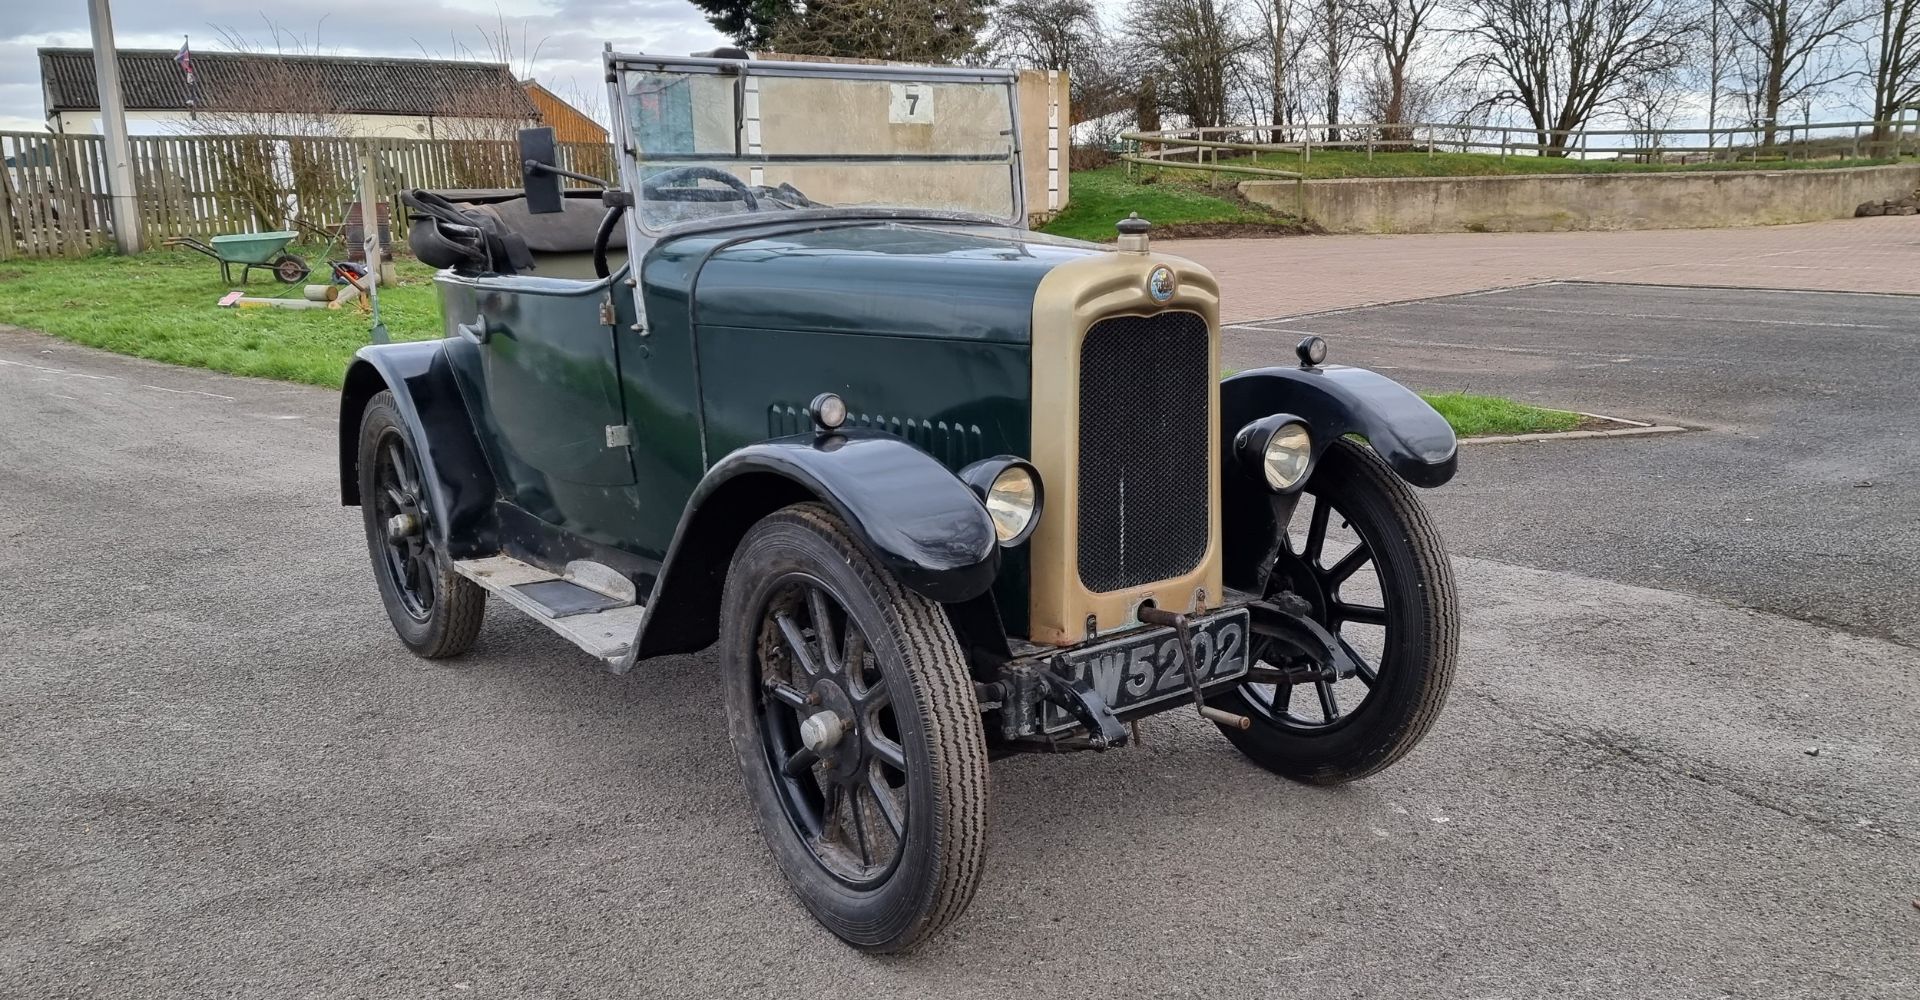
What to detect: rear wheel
<box><xmin>1212</xmin><ymin>439</ymin><xmax>1457</xmax><ymax>783</ymax></box>
<box><xmin>720</xmin><ymin>503</ymin><xmax>989</xmax><ymax>953</ymax></box>
<box><xmin>357</xmin><ymin>391</ymin><xmax>486</xmax><ymax>658</ymax></box>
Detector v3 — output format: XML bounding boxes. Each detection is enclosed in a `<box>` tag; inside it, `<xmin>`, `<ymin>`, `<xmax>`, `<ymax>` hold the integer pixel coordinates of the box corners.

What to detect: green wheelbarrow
<box><xmin>164</xmin><ymin>231</ymin><xmax>311</xmax><ymax>285</ymax></box>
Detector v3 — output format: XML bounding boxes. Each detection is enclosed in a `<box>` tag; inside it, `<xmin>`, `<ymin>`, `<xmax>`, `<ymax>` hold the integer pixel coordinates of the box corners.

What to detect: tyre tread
<box><xmin>727</xmin><ymin>503</ymin><xmax>988</xmax><ymax>953</ymax></box>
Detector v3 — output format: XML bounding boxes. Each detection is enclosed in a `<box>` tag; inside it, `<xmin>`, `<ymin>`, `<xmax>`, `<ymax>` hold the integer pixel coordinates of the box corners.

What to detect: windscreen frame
<box><xmin>607</xmin><ymin>52</ymin><xmax>1028</xmax><ymax>235</ymax></box>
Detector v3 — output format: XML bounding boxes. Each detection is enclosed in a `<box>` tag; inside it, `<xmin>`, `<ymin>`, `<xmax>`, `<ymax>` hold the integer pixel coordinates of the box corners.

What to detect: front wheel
<box><xmin>1212</xmin><ymin>438</ymin><xmax>1458</xmax><ymax>784</ymax></box>
<box><xmin>357</xmin><ymin>391</ymin><xmax>486</xmax><ymax>658</ymax></box>
<box><xmin>719</xmin><ymin>503</ymin><xmax>989</xmax><ymax>953</ymax></box>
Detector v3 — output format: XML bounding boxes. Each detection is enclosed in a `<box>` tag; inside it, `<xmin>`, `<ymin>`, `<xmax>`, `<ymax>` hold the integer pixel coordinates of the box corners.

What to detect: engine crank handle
<box><xmin>1139</xmin><ymin>606</ymin><xmax>1252</xmax><ymax>730</ymax></box>
<box><xmin>1200</xmin><ymin>705</ymin><xmax>1252</xmax><ymax>730</ymax></box>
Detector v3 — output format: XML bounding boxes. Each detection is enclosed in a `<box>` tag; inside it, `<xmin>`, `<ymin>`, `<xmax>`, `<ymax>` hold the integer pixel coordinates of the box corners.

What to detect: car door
<box><xmin>459</xmin><ymin>278</ymin><xmax>635</xmax><ymax>494</ymax></box>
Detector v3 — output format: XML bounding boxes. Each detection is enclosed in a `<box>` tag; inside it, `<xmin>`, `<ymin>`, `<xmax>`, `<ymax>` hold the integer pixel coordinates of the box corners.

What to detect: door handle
<box><xmin>456</xmin><ymin>316</ymin><xmax>491</xmax><ymax>344</ymax></box>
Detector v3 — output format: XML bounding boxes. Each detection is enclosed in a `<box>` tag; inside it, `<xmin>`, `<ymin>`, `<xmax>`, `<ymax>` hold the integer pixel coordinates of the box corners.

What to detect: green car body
<box><xmin>338</xmin><ymin>51</ymin><xmax>1466</xmax><ymax>954</ymax></box>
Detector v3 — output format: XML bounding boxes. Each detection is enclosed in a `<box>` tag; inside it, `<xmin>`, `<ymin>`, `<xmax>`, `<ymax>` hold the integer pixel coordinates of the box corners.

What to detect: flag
<box><xmin>174</xmin><ymin>36</ymin><xmax>197</xmax><ymax>107</ymax></box>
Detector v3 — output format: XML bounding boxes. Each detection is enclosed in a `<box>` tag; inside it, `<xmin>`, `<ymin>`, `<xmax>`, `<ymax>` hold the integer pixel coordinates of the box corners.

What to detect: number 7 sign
<box><xmin>889</xmin><ymin>83</ymin><xmax>935</xmax><ymax>124</ymax></box>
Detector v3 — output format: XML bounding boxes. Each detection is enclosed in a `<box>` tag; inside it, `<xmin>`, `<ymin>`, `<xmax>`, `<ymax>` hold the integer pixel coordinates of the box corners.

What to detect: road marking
<box><xmin>141</xmin><ymin>383</ymin><xmax>236</xmax><ymax>401</ymax></box>
<box><xmin>0</xmin><ymin>358</ymin><xmax>115</xmax><ymax>380</ymax></box>
<box><xmin>2</xmin><ymin>356</ymin><xmax>235</xmax><ymax>401</ymax></box>
<box><xmin>1420</xmin><ymin>300</ymin><xmax>1901</xmax><ymax>331</ymax></box>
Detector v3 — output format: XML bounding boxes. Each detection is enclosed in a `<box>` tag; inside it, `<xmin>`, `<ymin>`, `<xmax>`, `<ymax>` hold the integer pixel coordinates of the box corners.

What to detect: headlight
<box><xmin>1235</xmin><ymin>414</ymin><xmax>1314</xmax><ymax>493</ymax></box>
<box><xmin>959</xmin><ymin>457</ymin><xmax>1044</xmax><ymax>546</ymax></box>
<box><xmin>1263</xmin><ymin>422</ymin><xmax>1312</xmax><ymax>490</ymax></box>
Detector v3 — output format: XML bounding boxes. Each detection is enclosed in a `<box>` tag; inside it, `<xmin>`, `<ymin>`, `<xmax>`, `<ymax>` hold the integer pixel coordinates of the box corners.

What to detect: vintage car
<box><xmin>339</xmin><ymin>51</ymin><xmax>1459</xmax><ymax>952</ymax></box>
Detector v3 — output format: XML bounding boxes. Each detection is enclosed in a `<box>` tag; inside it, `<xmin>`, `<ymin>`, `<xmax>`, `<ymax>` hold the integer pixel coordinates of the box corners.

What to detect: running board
<box><xmin>454</xmin><ymin>556</ymin><xmax>646</xmax><ymax>664</ymax></box>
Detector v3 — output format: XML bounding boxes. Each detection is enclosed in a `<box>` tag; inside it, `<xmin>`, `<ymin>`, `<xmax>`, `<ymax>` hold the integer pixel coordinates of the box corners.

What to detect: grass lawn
<box><xmin>1154</xmin><ymin>147</ymin><xmax>1899</xmax><ymax>180</ymax></box>
<box><xmin>1</xmin><ymin>245</ymin><xmax>1581</xmax><ymax>438</ymax></box>
<box><xmin>1039</xmin><ymin>163</ymin><xmax>1310</xmax><ymax>242</ymax></box>
<box><xmin>0</xmin><ymin>247</ymin><xmax>444</xmax><ymax>388</ymax></box>
<box><xmin>1420</xmin><ymin>391</ymin><xmax>1580</xmax><ymax>437</ymax></box>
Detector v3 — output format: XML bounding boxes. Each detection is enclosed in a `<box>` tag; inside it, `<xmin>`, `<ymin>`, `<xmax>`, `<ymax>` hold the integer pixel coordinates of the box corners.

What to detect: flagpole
<box><xmin>85</xmin><ymin>0</ymin><xmax>142</xmax><ymax>253</ymax></box>
<box><xmin>184</xmin><ymin>35</ymin><xmax>196</xmax><ymax>121</ymax></box>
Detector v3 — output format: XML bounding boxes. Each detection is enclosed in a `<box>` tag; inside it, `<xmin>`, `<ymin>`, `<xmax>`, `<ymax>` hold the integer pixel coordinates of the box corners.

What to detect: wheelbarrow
<box><xmin>163</xmin><ymin>231</ymin><xmax>311</xmax><ymax>285</ymax></box>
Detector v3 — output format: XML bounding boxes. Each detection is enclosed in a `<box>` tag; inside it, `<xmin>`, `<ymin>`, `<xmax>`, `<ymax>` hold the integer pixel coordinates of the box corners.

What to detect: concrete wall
<box><xmin>1241</xmin><ymin>164</ymin><xmax>1920</xmax><ymax>234</ymax></box>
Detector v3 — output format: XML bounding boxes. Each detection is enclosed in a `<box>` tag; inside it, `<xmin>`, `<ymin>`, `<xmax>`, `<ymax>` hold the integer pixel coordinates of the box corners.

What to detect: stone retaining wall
<box><xmin>1240</xmin><ymin>164</ymin><xmax>1920</xmax><ymax>234</ymax></box>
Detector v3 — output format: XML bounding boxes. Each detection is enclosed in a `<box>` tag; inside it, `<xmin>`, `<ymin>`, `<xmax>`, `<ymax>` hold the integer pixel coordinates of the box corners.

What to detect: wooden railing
<box><xmin>1121</xmin><ymin>117</ymin><xmax>1920</xmax><ymax>180</ymax></box>
<box><xmin>0</xmin><ymin>130</ymin><xmax>616</xmax><ymax>260</ymax></box>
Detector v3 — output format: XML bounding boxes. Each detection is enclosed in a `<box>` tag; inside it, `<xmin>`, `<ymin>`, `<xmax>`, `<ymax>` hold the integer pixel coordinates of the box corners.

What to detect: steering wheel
<box><xmin>641</xmin><ymin>167</ymin><xmax>760</xmax><ymax>210</ymax></box>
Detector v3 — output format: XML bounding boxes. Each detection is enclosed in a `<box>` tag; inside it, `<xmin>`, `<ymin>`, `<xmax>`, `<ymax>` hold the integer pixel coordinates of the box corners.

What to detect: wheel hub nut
<box><xmin>799</xmin><ymin>711</ymin><xmax>846</xmax><ymax>753</ymax></box>
<box><xmin>387</xmin><ymin>513</ymin><xmax>419</xmax><ymax>536</ymax></box>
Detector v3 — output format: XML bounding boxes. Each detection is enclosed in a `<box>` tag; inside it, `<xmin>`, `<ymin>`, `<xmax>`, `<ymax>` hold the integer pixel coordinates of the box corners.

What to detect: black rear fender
<box><xmin>629</xmin><ymin>432</ymin><xmax>1000</xmax><ymax>661</ymax></box>
<box><xmin>339</xmin><ymin>342</ymin><xmax>499</xmax><ymax>558</ymax></box>
<box><xmin>1220</xmin><ymin>365</ymin><xmax>1456</xmax><ymax>592</ymax></box>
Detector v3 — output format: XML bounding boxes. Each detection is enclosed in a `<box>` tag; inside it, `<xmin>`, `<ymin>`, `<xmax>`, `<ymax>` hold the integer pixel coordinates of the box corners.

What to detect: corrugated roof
<box><xmin>39</xmin><ymin>48</ymin><xmax>540</xmax><ymax>120</ymax></box>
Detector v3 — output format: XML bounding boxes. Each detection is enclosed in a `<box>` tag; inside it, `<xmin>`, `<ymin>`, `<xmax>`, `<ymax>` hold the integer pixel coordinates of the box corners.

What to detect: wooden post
<box><xmin>356</xmin><ymin>147</ymin><xmax>388</xmax><ymax>344</ymax></box>
<box><xmin>0</xmin><ymin>143</ymin><xmax>18</xmax><ymax>260</ymax></box>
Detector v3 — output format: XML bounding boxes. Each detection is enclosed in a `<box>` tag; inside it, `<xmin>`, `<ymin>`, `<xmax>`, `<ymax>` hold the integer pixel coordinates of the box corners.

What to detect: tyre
<box><xmin>357</xmin><ymin>390</ymin><xmax>486</xmax><ymax>658</ymax></box>
<box><xmin>719</xmin><ymin>503</ymin><xmax>989</xmax><ymax>953</ymax></box>
<box><xmin>1212</xmin><ymin>438</ymin><xmax>1458</xmax><ymax>784</ymax></box>
<box><xmin>273</xmin><ymin>254</ymin><xmax>310</xmax><ymax>284</ymax></box>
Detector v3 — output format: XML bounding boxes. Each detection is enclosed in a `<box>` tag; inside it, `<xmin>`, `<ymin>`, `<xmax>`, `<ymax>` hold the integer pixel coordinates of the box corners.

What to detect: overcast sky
<box><xmin>0</xmin><ymin>1</ymin><xmax>737</xmax><ymax>131</ymax></box>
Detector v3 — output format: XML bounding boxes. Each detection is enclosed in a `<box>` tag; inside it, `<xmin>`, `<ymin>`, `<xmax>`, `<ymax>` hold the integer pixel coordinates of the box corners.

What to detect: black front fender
<box><xmin>628</xmin><ymin>432</ymin><xmax>1000</xmax><ymax>661</ymax></box>
<box><xmin>1220</xmin><ymin>365</ymin><xmax>1455</xmax><ymax>594</ymax></box>
<box><xmin>339</xmin><ymin>341</ymin><xmax>499</xmax><ymax>558</ymax></box>
<box><xmin>1221</xmin><ymin>365</ymin><xmax>1457</xmax><ymax>488</ymax></box>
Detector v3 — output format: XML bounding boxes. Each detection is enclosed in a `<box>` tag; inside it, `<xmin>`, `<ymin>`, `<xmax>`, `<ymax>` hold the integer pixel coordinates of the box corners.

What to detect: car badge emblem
<box><xmin>1147</xmin><ymin>265</ymin><xmax>1176</xmax><ymax>302</ymax></box>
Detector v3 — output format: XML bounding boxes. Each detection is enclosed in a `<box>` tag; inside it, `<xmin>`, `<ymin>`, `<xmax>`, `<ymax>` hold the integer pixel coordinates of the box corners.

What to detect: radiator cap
<box><xmin>1116</xmin><ymin>212</ymin><xmax>1151</xmax><ymax>253</ymax></box>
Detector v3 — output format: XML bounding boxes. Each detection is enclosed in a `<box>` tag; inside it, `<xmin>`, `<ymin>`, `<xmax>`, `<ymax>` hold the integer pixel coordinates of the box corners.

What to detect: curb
<box><xmin>1462</xmin><ymin>424</ymin><xmax>1691</xmax><ymax>445</ymax></box>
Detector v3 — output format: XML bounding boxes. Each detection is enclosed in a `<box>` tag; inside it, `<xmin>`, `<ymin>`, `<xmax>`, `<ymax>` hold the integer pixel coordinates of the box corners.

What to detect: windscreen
<box><xmin>616</xmin><ymin>63</ymin><xmax>1021</xmax><ymax>231</ymax></box>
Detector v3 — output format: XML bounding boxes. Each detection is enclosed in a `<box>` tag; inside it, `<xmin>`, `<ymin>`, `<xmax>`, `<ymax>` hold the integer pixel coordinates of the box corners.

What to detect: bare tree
<box><xmin>1452</xmin><ymin>0</ymin><xmax>1691</xmax><ymax>156</ymax></box>
<box><xmin>1619</xmin><ymin>63</ymin><xmax>1693</xmax><ymax>159</ymax></box>
<box><xmin>1131</xmin><ymin>0</ymin><xmax>1258</xmax><ymax>128</ymax></box>
<box><xmin>1246</xmin><ymin>0</ymin><xmax>1312</xmax><ymax>141</ymax></box>
<box><xmin>1348</xmin><ymin>0</ymin><xmax>1442</xmax><ymax>140</ymax></box>
<box><xmin>1069</xmin><ymin>34</ymin><xmax>1145</xmax><ymax>132</ymax></box>
<box><xmin>1867</xmin><ymin>0</ymin><xmax>1920</xmax><ymax>144</ymax></box>
<box><xmin>989</xmin><ymin>0</ymin><xmax>1101</xmax><ymax>69</ymax></box>
<box><xmin>1699</xmin><ymin>0</ymin><xmax>1738</xmax><ymax>149</ymax></box>
<box><xmin>1311</xmin><ymin>0</ymin><xmax>1356</xmax><ymax>139</ymax></box>
<box><xmin>1727</xmin><ymin>0</ymin><xmax>1866</xmax><ymax>147</ymax></box>
<box><xmin>989</xmin><ymin>0</ymin><xmax>1136</xmax><ymax>128</ymax></box>
<box><xmin>182</xmin><ymin>26</ymin><xmax>354</xmax><ymax>229</ymax></box>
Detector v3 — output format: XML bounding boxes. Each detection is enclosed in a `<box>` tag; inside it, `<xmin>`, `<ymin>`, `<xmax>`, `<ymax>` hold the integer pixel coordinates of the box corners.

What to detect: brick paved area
<box><xmin>1161</xmin><ymin>215</ymin><xmax>1920</xmax><ymax>323</ymax></box>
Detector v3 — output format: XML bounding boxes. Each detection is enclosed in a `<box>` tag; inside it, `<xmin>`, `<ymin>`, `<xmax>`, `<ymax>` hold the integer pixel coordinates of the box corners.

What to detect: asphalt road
<box><xmin>1231</xmin><ymin>282</ymin><xmax>1920</xmax><ymax>647</ymax></box>
<box><xmin>2</xmin><ymin>295</ymin><xmax>1916</xmax><ymax>998</ymax></box>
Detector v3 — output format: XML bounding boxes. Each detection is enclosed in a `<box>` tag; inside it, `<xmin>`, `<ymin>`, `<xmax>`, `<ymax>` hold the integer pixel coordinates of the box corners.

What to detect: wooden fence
<box><xmin>0</xmin><ymin>130</ymin><xmax>617</xmax><ymax>260</ymax></box>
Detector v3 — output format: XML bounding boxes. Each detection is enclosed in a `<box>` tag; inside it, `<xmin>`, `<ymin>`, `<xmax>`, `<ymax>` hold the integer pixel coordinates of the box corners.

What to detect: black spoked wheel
<box><xmin>1212</xmin><ymin>439</ymin><xmax>1457</xmax><ymax>784</ymax></box>
<box><xmin>754</xmin><ymin>576</ymin><xmax>909</xmax><ymax>886</ymax></box>
<box><xmin>357</xmin><ymin>391</ymin><xmax>486</xmax><ymax>658</ymax></box>
<box><xmin>721</xmin><ymin>503</ymin><xmax>988</xmax><ymax>953</ymax></box>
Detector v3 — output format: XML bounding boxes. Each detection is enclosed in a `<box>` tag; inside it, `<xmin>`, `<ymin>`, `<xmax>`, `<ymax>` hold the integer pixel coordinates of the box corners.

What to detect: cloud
<box><xmin>0</xmin><ymin>1</ymin><xmax>729</xmax><ymax>130</ymax></box>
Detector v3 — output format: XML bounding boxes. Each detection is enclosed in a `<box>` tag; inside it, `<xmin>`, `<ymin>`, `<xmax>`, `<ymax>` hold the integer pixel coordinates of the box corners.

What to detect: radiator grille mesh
<box><xmin>1076</xmin><ymin>311</ymin><xmax>1210</xmax><ymax>593</ymax></box>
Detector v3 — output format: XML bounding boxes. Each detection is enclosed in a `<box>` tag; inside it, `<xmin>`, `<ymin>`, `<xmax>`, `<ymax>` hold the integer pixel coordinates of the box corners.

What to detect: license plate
<box><xmin>1042</xmin><ymin>609</ymin><xmax>1251</xmax><ymax>732</ymax></box>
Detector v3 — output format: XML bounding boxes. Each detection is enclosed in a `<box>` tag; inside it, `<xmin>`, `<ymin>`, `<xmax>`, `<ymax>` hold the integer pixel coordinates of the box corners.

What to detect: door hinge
<box><xmin>605</xmin><ymin>424</ymin><xmax>630</xmax><ymax>448</ymax></box>
<box><xmin>599</xmin><ymin>294</ymin><xmax>616</xmax><ymax>327</ymax></box>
